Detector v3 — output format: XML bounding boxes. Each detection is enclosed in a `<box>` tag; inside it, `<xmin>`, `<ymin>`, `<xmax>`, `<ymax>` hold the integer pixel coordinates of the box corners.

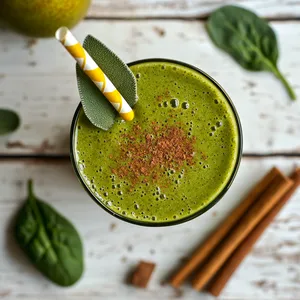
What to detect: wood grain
<box><xmin>0</xmin><ymin>1</ymin><xmax>299</xmax><ymax>299</ymax></box>
<box><xmin>87</xmin><ymin>0</ymin><xmax>300</xmax><ymax>19</ymax></box>
<box><xmin>0</xmin><ymin>20</ymin><xmax>299</xmax><ymax>155</ymax></box>
<box><xmin>0</xmin><ymin>157</ymin><xmax>299</xmax><ymax>299</ymax></box>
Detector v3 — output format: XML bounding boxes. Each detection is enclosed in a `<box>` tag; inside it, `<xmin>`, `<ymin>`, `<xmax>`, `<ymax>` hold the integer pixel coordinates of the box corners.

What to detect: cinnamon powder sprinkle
<box><xmin>111</xmin><ymin>123</ymin><xmax>196</xmax><ymax>185</ymax></box>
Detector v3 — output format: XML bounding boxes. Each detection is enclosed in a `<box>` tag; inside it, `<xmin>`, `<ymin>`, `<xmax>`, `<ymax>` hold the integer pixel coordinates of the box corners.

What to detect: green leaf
<box><xmin>76</xmin><ymin>35</ymin><xmax>138</xmax><ymax>130</ymax></box>
<box><xmin>207</xmin><ymin>5</ymin><xmax>296</xmax><ymax>100</ymax></box>
<box><xmin>15</xmin><ymin>180</ymin><xmax>84</xmax><ymax>287</ymax></box>
<box><xmin>0</xmin><ymin>109</ymin><xmax>20</xmax><ymax>135</ymax></box>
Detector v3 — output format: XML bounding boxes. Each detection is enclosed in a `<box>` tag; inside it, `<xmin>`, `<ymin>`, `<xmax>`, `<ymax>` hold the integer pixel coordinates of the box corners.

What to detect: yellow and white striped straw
<box><xmin>55</xmin><ymin>27</ymin><xmax>134</xmax><ymax>121</ymax></box>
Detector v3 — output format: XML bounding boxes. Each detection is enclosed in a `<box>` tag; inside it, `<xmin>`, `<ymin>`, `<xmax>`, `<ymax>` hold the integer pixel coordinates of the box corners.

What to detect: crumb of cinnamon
<box><xmin>110</xmin><ymin>223</ymin><xmax>117</xmax><ymax>231</ymax></box>
<box><xmin>157</xmin><ymin>95</ymin><xmax>163</xmax><ymax>102</ymax></box>
<box><xmin>174</xmin><ymin>288</ymin><xmax>184</xmax><ymax>298</ymax></box>
<box><xmin>201</xmin><ymin>152</ymin><xmax>208</xmax><ymax>160</ymax></box>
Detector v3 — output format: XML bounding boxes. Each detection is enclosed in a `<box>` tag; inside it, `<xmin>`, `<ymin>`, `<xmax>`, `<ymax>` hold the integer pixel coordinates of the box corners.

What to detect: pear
<box><xmin>0</xmin><ymin>0</ymin><xmax>91</xmax><ymax>37</ymax></box>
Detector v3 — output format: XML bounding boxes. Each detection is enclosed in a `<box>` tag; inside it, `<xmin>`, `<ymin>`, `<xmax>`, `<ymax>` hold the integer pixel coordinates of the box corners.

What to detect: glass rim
<box><xmin>70</xmin><ymin>58</ymin><xmax>243</xmax><ymax>227</ymax></box>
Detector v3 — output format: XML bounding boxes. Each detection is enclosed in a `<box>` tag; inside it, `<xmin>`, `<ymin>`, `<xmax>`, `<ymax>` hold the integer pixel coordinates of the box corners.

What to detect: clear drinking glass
<box><xmin>70</xmin><ymin>59</ymin><xmax>243</xmax><ymax>226</ymax></box>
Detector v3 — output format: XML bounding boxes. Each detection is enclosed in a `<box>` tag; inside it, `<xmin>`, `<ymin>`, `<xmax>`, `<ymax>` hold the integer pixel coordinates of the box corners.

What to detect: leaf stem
<box><xmin>27</xmin><ymin>179</ymin><xmax>34</xmax><ymax>198</ymax></box>
<box><xmin>274</xmin><ymin>67</ymin><xmax>296</xmax><ymax>100</ymax></box>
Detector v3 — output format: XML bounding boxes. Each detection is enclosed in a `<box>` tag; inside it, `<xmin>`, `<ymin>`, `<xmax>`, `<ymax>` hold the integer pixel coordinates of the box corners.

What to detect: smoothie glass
<box><xmin>70</xmin><ymin>59</ymin><xmax>243</xmax><ymax>226</ymax></box>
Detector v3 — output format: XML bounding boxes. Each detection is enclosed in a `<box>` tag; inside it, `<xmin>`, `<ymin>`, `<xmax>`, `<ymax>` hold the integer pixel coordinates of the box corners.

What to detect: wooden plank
<box><xmin>87</xmin><ymin>0</ymin><xmax>300</xmax><ymax>19</ymax></box>
<box><xmin>0</xmin><ymin>157</ymin><xmax>299</xmax><ymax>299</ymax></box>
<box><xmin>0</xmin><ymin>20</ymin><xmax>299</xmax><ymax>155</ymax></box>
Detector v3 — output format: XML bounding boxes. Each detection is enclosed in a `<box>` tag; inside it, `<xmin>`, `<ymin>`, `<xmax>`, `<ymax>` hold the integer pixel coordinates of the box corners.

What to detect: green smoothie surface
<box><xmin>73</xmin><ymin>61</ymin><xmax>240</xmax><ymax>224</ymax></box>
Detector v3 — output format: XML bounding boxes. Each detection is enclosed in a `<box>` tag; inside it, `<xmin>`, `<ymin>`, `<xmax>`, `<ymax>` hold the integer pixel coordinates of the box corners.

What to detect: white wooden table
<box><xmin>1</xmin><ymin>1</ymin><xmax>300</xmax><ymax>299</ymax></box>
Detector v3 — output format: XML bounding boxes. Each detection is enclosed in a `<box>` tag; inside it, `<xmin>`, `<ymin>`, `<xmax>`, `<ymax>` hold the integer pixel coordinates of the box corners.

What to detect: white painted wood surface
<box><xmin>87</xmin><ymin>0</ymin><xmax>300</xmax><ymax>18</ymax></box>
<box><xmin>0</xmin><ymin>20</ymin><xmax>299</xmax><ymax>155</ymax></box>
<box><xmin>0</xmin><ymin>158</ymin><xmax>299</xmax><ymax>299</ymax></box>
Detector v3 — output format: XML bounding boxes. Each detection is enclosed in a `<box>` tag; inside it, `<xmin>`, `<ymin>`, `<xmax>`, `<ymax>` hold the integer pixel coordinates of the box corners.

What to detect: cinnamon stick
<box><xmin>192</xmin><ymin>171</ymin><xmax>293</xmax><ymax>291</ymax></box>
<box><xmin>207</xmin><ymin>168</ymin><xmax>300</xmax><ymax>296</ymax></box>
<box><xmin>170</xmin><ymin>167</ymin><xmax>280</xmax><ymax>288</ymax></box>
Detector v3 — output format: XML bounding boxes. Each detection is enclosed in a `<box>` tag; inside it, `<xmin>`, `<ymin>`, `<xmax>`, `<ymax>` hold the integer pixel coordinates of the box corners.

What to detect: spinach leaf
<box><xmin>207</xmin><ymin>5</ymin><xmax>296</xmax><ymax>100</ymax></box>
<box><xmin>15</xmin><ymin>180</ymin><xmax>84</xmax><ymax>286</ymax></box>
<box><xmin>0</xmin><ymin>109</ymin><xmax>20</xmax><ymax>135</ymax></box>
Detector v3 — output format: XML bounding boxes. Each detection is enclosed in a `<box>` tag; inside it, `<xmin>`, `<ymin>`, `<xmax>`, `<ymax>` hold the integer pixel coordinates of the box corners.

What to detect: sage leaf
<box><xmin>15</xmin><ymin>180</ymin><xmax>84</xmax><ymax>287</ymax></box>
<box><xmin>0</xmin><ymin>109</ymin><xmax>20</xmax><ymax>135</ymax></box>
<box><xmin>207</xmin><ymin>5</ymin><xmax>296</xmax><ymax>100</ymax></box>
<box><xmin>77</xmin><ymin>35</ymin><xmax>138</xmax><ymax>130</ymax></box>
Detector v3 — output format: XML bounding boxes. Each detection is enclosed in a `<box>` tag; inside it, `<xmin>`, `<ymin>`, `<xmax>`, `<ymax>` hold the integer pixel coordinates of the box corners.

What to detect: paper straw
<box><xmin>55</xmin><ymin>27</ymin><xmax>134</xmax><ymax>121</ymax></box>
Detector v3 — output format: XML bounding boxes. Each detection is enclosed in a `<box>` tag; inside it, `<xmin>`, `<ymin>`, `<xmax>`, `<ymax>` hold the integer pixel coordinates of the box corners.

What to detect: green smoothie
<box><xmin>72</xmin><ymin>60</ymin><xmax>241</xmax><ymax>225</ymax></box>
